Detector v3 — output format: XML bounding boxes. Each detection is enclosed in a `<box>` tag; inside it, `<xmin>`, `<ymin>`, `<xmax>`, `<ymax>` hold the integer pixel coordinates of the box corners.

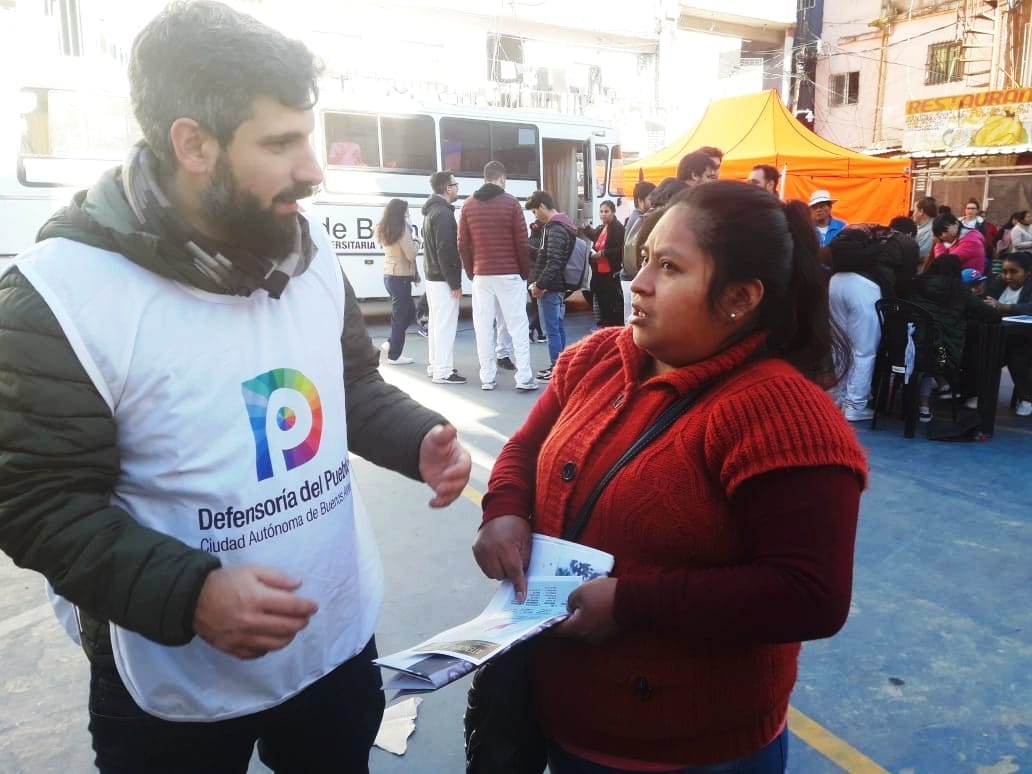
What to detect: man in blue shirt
<box><xmin>810</xmin><ymin>190</ymin><xmax>847</xmax><ymax>247</ymax></box>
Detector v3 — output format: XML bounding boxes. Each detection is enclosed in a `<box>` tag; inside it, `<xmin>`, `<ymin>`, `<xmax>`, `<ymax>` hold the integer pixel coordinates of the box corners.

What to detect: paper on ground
<box><xmin>373</xmin><ymin>697</ymin><xmax>422</xmax><ymax>756</ymax></box>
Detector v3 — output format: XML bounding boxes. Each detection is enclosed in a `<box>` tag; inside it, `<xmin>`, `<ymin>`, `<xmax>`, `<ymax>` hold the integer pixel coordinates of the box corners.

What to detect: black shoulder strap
<box><xmin>562</xmin><ymin>385</ymin><xmax>708</xmax><ymax>542</ymax></box>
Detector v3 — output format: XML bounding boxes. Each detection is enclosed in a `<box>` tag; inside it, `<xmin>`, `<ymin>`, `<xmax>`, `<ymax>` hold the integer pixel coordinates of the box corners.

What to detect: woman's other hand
<box><xmin>552</xmin><ymin>577</ymin><xmax>618</xmax><ymax>644</ymax></box>
<box><xmin>473</xmin><ymin>515</ymin><xmax>532</xmax><ymax>602</ymax></box>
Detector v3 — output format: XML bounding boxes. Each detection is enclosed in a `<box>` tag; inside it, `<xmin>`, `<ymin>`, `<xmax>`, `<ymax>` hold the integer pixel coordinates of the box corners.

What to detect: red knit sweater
<box><xmin>482</xmin><ymin>327</ymin><xmax>868</xmax><ymax>766</ymax></box>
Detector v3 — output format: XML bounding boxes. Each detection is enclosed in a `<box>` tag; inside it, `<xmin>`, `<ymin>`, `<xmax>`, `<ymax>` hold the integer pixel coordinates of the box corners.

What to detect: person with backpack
<box><xmin>527</xmin><ymin>190</ymin><xmax>577</xmax><ymax>381</ymax></box>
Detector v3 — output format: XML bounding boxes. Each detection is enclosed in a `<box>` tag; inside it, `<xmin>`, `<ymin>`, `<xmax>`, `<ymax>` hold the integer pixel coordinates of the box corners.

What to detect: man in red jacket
<box><xmin>458</xmin><ymin>161</ymin><xmax>536</xmax><ymax>391</ymax></box>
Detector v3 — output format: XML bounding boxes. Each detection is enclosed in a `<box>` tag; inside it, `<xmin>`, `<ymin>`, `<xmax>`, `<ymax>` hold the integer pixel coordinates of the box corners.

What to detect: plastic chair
<box><xmin>871</xmin><ymin>298</ymin><xmax>960</xmax><ymax>438</ymax></box>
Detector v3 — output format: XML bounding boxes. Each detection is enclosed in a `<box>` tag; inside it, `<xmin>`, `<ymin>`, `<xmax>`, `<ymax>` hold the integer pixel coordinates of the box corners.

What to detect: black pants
<box><xmin>88</xmin><ymin>638</ymin><xmax>385</xmax><ymax>774</ymax></box>
<box><xmin>591</xmin><ymin>271</ymin><xmax>624</xmax><ymax>327</ymax></box>
<box><xmin>1006</xmin><ymin>337</ymin><xmax>1032</xmax><ymax>401</ymax></box>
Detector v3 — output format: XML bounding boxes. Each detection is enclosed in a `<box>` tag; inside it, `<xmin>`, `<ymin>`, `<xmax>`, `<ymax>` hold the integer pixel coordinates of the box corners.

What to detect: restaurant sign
<box><xmin>904</xmin><ymin>88</ymin><xmax>1032</xmax><ymax>153</ymax></box>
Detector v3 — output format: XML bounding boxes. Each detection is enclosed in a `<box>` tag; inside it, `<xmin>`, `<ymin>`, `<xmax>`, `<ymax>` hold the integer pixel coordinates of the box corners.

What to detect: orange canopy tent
<box><xmin>623</xmin><ymin>90</ymin><xmax>912</xmax><ymax>226</ymax></box>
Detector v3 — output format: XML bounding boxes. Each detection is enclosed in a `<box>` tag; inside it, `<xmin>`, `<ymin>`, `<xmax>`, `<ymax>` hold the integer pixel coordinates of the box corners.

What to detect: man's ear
<box><xmin>168</xmin><ymin>118</ymin><xmax>219</xmax><ymax>176</ymax></box>
<box><xmin>721</xmin><ymin>279</ymin><xmax>765</xmax><ymax>323</ymax></box>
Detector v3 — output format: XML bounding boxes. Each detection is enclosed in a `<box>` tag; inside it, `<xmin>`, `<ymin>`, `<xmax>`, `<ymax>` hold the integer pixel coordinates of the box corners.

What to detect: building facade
<box><xmin>2</xmin><ymin>0</ymin><xmax>797</xmax><ymax>158</ymax></box>
<box><xmin>815</xmin><ymin>0</ymin><xmax>1032</xmax><ymax>220</ymax></box>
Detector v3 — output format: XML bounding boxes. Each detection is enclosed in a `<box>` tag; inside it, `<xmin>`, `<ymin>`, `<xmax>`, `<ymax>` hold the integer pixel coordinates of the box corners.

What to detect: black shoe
<box><xmin>433</xmin><ymin>372</ymin><xmax>467</xmax><ymax>384</ymax></box>
<box><xmin>531</xmin><ymin>334</ymin><xmax>547</xmax><ymax>343</ymax></box>
<box><xmin>496</xmin><ymin>356</ymin><xmax>516</xmax><ymax>371</ymax></box>
<box><xmin>535</xmin><ymin>366</ymin><xmax>553</xmax><ymax>381</ymax></box>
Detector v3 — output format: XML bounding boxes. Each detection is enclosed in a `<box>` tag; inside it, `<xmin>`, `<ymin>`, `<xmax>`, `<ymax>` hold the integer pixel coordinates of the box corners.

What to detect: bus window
<box><xmin>490</xmin><ymin>123</ymin><xmax>538</xmax><ymax>179</ymax></box>
<box><xmin>609</xmin><ymin>144</ymin><xmax>624</xmax><ymax>197</ymax></box>
<box><xmin>380</xmin><ymin>115</ymin><xmax>435</xmax><ymax>171</ymax></box>
<box><xmin>324</xmin><ymin>112</ymin><xmax>379</xmax><ymax>167</ymax></box>
<box><xmin>440</xmin><ymin>118</ymin><xmax>490</xmax><ymax>175</ymax></box>
<box><xmin>594</xmin><ymin>144</ymin><xmax>608</xmax><ymax>198</ymax></box>
<box><xmin>20</xmin><ymin>88</ymin><xmax>137</xmax><ymax>159</ymax></box>
<box><xmin>17</xmin><ymin>88</ymin><xmax>139</xmax><ymax>187</ymax></box>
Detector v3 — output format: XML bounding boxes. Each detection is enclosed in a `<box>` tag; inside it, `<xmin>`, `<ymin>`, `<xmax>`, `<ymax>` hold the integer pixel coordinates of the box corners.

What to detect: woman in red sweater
<box><xmin>474</xmin><ymin>181</ymin><xmax>867</xmax><ymax>773</ymax></box>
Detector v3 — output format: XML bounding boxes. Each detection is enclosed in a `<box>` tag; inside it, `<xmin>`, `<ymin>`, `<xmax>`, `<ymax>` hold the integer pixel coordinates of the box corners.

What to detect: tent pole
<box><xmin>779</xmin><ymin>165</ymin><xmax>788</xmax><ymax>200</ymax></box>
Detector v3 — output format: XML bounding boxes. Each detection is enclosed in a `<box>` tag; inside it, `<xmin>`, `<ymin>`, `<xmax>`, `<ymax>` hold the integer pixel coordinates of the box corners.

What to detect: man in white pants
<box><xmin>421</xmin><ymin>170</ymin><xmax>467</xmax><ymax>384</ymax></box>
<box><xmin>458</xmin><ymin>161</ymin><xmax>536</xmax><ymax>391</ymax></box>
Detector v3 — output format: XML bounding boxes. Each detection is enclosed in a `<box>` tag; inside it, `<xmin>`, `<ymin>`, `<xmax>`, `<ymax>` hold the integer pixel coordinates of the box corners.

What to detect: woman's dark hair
<box><xmin>932</xmin><ymin>212</ymin><xmax>960</xmax><ymax>237</ymax></box>
<box><xmin>600</xmin><ymin>199</ymin><xmax>616</xmax><ymax>213</ymax></box>
<box><xmin>889</xmin><ymin>216</ymin><xmax>917</xmax><ymax>237</ymax></box>
<box><xmin>653</xmin><ymin>181</ymin><xmax>849</xmax><ymax>383</ymax></box>
<box><xmin>375</xmin><ymin>198</ymin><xmax>408</xmax><ymax>246</ymax></box>
<box><xmin>1004</xmin><ymin>251</ymin><xmax>1032</xmax><ymax>273</ymax></box>
<box><xmin>1010</xmin><ymin>210</ymin><xmax>1028</xmax><ymax>226</ymax></box>
<box><xmin>923</xmin><ymin>253</ymin><xmax>966</xmax><ymax>305</ymax></box>
<box><xmin>129</xmin><ymin>1</ymin><xmax>321</xmax><ymax>175</ymax></box>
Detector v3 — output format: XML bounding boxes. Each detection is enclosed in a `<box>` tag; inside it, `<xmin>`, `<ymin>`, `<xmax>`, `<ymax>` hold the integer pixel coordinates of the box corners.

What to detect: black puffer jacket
<box><xmin>532</xmin><ymin>214</ymin><xmax>576</xmax><ymax>292</ymax></box>
<box><xmin>829</xmin><ymin>226</ymin><xmax>920</xmax><ymax>299</ymax></box>
<box><xmin>421</xmin><ymin>193</ymin><xmax>462</xmax><ymax>290</ymax></box>
<box><xmin>0</xmin><ymin>171</ymin><xmax>446</xmax><ymax>668</ymax></box>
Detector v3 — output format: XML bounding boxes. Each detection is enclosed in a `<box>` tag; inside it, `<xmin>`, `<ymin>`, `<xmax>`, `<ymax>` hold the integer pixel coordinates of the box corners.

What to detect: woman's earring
<box><xmin>729</xmin><ymin>312</ymin><xmax>737</xmax><ymax>320</ymax></box>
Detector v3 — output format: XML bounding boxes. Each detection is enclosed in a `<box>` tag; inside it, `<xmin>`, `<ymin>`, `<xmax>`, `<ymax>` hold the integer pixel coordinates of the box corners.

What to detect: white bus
<box><xmin>0</xmin><ymin>58</ymin><xmax>138</xmax><ymax>264</ymax></box>
<box><xmin>2</xmin><ymin>73</ymin><xmax>626</xmax><ymax>299</ymax></box>
<box><xmin>308</xmin><ymin>95</ymin><xmax>625</xmax><ymax>298</ymax></box>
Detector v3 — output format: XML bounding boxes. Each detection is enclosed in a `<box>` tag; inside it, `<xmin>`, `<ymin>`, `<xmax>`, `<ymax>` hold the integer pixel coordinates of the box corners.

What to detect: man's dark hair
<box><xmin>525</xmin><ymin>190</ymin><xmax>556</xmax><ymax>211</ymax></box>
<box><xmin>915</xmin><ymin>196</ymin><xmax>937</xmax><ymax>219</ymax></box>
<box><xmin>129</xmin><ymin>1</ymin><xmax>321</xmax><ymax>175</ymax></box>
<box><xmin>633</xmin><ymin>181</ymin><xmax>656</xmax><ymax>207</ymax></box>
<box><xmin>938</xmin><ymin>204</ymin><xmax>953</xmax><ymax>216</ymax></box>
<box><xmin>695</xmin><ymin>146</ymin><xmax>724</xmax><ymax>161</ymax></box>
<box><xmin>676</xmin><ymin>152</ymin><xmax>717</xmax><ymax>182</ymax></box>
<box><xmin>649</xmin><ymin>177</ymin><xmax>688</xmax><ymax>208</ymax></box>
<box><xmin>751</xmin><ymin>164</ymin><xmax>780</xmax><ymax>187</ymax></box>
<box><xmin>430</xmin><ymin>170</ymin><xmax>455</xmax><ymax>194</ymax></box>
<box><xmin>889</xmin><ymin>216</ymin><xmax>918</xmax><ymax>237</ymax></box>
<box><xmin>483</xmin><ymin>161</ymin><xmax>506</xmax><ymax>182</ymax></box>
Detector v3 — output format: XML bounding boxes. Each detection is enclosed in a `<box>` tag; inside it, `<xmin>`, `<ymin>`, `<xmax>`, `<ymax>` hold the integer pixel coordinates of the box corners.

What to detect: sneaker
<box><xmin>918</xmin><ymin>406</ymin><xmax>932</xmax><ymax>423</ymax></box>
<box><xmin>964</xmin><ymin>396</ymin><xmax>979</xmax><ymax>409</ymax></box>
<box><xmin>843</xmin><ymin>407</ymin><xmax>875</xmax><ymax>422</ymax></box>
<box><xmin>481</xmin><ymin>381</ymin><xmax>496</xmax><ymax>391</ymax></box>
<box><xmin>1017</xmin><ymin>400</ymin><xmax>1032</xmax><ymax>417</ymax></box>
<box><xmin>933</xmin><ymin>382</ymin><xmax>952</xmax><ymax>397</ymax></box>
<box><xmin>433</xmin><ymin>372</ymin><xmax>467</xmax><ymax>384</ymax></box>
<box><xmin>380</xmin><ymin>340</ymin><xmax>391</xmax><ymax>353</ymax></box>
<box><xmin>417</xmin><ymin>325</ymin><xmax>429</xmax><ymax>338</ymax></box>
<box><xmin>531</xmin><ymin>334</ymin><xmax>547</xmax><ymax>344</ymax></box>
<box><xmin>386</xmin><ymin>355</ymin><xmax>414</xmax><ymax>365</ymax></box>
<box><xmin>515</xmin><ymin>380</ymin><xmax>539</xmax><ymax>392</ymax></box>
<box><xmin>426</xmin><ymin>366</ymin><xmax>433</xmax><ymax>378</ymax></box>
<box><xmin>535</xmin><ymin>366</ymin><xmax>553</xmax><ymax>380</ymax></box>
<box><xmin>496</xmin><ymin>356</ymin><xmax>516</xmax><ymax>371</ymax></box>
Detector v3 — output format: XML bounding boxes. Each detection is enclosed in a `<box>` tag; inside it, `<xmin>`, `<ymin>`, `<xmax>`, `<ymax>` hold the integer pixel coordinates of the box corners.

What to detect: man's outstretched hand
<box><xmin>419</xmin><ymin>424</ymin><xmax>472</xmax><ymax>507</ymax></box>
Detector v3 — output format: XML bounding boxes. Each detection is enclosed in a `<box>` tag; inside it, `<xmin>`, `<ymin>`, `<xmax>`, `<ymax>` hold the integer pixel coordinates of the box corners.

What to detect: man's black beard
<box><xmin>200</xmin><ymin>154</ymin><xmax>308</xmax><ymax>259</ymax></box>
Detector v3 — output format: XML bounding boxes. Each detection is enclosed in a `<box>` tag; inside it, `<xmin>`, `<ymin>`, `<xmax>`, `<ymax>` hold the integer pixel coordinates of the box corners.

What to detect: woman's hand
<box><xmin>473</xmin><ymin>515</ymin><xmax>532</xmax><ymax>602</ymax></box>
<box><xmin>551</xmin><ymin>577</ymin><xmax>618</xmax><ymax>645</ymax></box>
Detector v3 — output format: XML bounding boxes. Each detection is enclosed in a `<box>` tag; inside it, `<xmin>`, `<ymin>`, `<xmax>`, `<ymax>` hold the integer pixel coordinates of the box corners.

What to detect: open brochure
<box><xmin>374</xmin><ymin>534</ymin><xmax>614</xmax><ymax>693</ymax></box>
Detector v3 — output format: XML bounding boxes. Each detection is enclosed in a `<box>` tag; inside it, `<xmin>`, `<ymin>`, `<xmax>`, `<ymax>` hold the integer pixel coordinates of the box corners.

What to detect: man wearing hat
<box><xmin>810</xmin><ymin>190</ymin><xmax>847</xmax><ymax>247</ymax></box>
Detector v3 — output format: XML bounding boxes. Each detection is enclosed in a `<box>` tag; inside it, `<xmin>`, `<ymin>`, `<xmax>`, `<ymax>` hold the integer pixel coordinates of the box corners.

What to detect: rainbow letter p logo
<box><xmin>241</xmin><ymin>368</ymin><xmax>323</xmax><ymax>481</ymax></box>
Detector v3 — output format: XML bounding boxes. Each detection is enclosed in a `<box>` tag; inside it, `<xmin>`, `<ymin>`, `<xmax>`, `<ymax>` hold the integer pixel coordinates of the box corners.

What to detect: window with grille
<box><xmin>830</xmin><ymin>72</ymin><xmax>860</xmax><ymax>106</ymax></box>
<box><xmin>926</xmin><ymin>41</ymin><xmax>962</xmax><ymax>85</ymax></box>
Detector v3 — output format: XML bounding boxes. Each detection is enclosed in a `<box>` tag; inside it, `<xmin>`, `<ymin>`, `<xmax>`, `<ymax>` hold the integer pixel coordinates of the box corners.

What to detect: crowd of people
<box><xmin>0</xmin><ymin>3</ymin><xmax>1022</xmax><ymax>774</ymax></box>
<box><xmin>821</xmin><ymin>192</ymin><xmax>1032</xmax><ymax>422</ymax></box>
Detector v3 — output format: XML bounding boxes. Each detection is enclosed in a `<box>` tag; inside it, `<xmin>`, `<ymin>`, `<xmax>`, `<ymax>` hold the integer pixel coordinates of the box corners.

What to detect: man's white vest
<box><xmin>15</xmin><ymin>216</ymin><xmax>384</xmax><ymax>721</ymax></box>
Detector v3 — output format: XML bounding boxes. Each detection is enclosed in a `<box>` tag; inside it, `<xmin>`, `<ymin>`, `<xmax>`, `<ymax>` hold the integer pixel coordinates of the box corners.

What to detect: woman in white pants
<box><xmin>828</xmin><ymin>272</ymin><xmax>881</xmax><ymax>421</ymax></box>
